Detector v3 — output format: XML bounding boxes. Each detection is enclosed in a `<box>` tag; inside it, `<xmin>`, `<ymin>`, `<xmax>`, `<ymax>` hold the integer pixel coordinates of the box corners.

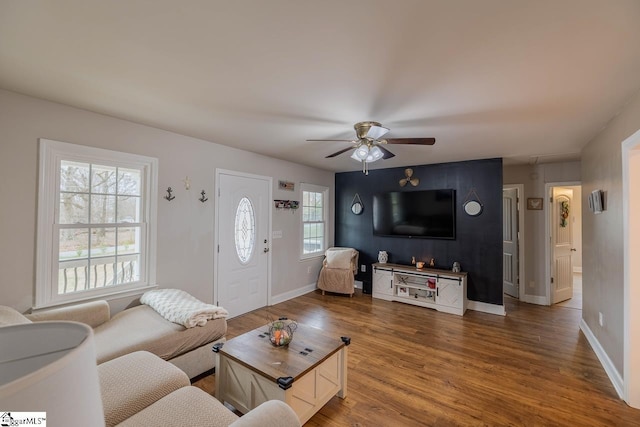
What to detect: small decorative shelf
<box><xmin>274</xmin><ymin>200</ymin><xmax>299</xmax><ymax>210</ymax></box>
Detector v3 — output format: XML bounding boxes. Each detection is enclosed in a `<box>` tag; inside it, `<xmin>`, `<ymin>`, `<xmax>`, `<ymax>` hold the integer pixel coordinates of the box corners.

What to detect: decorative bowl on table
<box><xmin>268</xmin><ymin>318</ymin><xmax>297</xmax><ymax>347</ymax></box>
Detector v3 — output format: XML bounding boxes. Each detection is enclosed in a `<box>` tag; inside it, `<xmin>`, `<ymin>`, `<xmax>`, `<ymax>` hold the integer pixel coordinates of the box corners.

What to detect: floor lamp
<box><xmin>0</xmin><ymin>321</ymin><xmax>104</xmax><ymax>427</ymax></box>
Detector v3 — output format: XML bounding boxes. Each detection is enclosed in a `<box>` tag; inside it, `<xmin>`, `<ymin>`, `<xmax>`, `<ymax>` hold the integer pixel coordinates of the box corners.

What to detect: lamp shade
<box><xmin>366</xmin><ymin>146</ymin><xmax>384</xmax><ymax>162</ymax></box>
<box><xmin>352</xmin><ymin>145</ymin><xmax>369</xmax><ymax>161</ymax></box>
<box><xmin>0</xmin><ymin>322</ymin><xmax>104</xmax><ymax>427</ymax></box>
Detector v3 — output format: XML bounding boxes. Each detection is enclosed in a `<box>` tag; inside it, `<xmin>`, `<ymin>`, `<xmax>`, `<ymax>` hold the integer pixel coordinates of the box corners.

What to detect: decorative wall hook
<box><xmin>164</xmin><ymin>187</ymin><xmax>176</xmax><ymax>201</ymax></box>
<box><xmin>199</xmin><ymin>190</ymin><xmax>208</xmax><ymax>203</ymax></box>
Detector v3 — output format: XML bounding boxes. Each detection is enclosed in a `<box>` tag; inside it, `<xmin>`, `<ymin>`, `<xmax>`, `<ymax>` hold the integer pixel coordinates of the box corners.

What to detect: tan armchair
<box><xmin>317</xmin><ymin>247</ymin><xmax>359</xmax><ymax>297</ymax></box>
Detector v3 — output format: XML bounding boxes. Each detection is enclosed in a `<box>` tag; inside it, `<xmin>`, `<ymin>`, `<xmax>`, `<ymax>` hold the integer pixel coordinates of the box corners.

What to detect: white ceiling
<box><xmin>1</xmin><ymin>1</ymin><xmax>639</xmax><ymax>172</ymax></box>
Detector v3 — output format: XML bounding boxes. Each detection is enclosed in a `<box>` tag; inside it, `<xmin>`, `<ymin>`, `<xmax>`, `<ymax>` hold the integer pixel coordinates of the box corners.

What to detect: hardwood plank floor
<box><xmin>194</xmin><ymin>290</ymin><xmax>640</xmax><ymax>426</ymax></box>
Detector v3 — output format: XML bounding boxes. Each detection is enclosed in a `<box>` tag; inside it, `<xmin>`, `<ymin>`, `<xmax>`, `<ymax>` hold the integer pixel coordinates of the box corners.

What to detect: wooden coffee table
<box><xmin>213</xmin><ymin>323</ymin><xmax>350</xmax><ymax>424</ymax></box>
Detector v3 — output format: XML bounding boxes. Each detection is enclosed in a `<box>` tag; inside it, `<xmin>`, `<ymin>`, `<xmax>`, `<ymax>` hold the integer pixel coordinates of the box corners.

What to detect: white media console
<box><xmin>372</xmin><ymin>262</ymin><xmax>467</xmax><ymax>316</ymax></box>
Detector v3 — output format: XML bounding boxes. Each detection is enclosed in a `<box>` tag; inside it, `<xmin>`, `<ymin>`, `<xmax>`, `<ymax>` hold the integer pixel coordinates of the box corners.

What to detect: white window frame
<box><xmin>300</xmin><ymin>183</ymin><xmax>329</xmax><ymax>260</ymax></box>
<box><xmin>35</xmin><ymin>139</ymin><xmax>158</xmax><ymax>309</ymax></box>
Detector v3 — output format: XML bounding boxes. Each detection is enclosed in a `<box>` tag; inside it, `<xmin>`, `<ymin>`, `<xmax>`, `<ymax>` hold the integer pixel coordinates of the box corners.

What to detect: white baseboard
<box><xmin>354</xmin><ymin>280</ymin><xmax>363</xmax><ymax>289</ymax></box>
<box><xmin>520</xmin><ymin>294</ymin><xmax>548</xmax><ymax>306</ymax></box>
<box><xmin>467</xmin><ymin>300</ymin><xmax>506</xmax><ymax>316</ymax></box>
<box><xmin>270</xmin><ymin>283</ymin><xmax>317</xmax><ymax>305</ymax></box>
<box><xmin>573</xmin><ymin>266</ymin><xmax>583</xmax><ymax>274</ymax></box>
<box><xmin>579</xmin><ymin>318</ymin><xmax>624</xmax><ymax>399</ymax></box>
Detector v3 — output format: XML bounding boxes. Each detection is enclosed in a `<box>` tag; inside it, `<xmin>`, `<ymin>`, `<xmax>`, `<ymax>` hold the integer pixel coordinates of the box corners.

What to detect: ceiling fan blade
<box><xmin>366</xmin><ymin>125</ymin><xmax>390</xmax><ymax>140</ymax></box>
<box><xmin>385</xmin><ymin>138</ymin><xmax>436</xmax><ymax>145</ymax></box>
<box><xmin>377</xmin><ymin>145</ymin><xmax>395</xmax><ymax>159</ymax></box>
<box><xmin>306</xmin><ymin>139</ymin><xmax>354</xmax><ymax>142</ymax></box>
<box><xmin>325</xmin><ymin>146</ymin><xmax>355</xmax><ymax>158</ymax></box>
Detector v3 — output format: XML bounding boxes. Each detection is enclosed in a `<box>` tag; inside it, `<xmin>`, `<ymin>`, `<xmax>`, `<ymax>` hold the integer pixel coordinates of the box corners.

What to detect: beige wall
<box><xmin>503</xmin><ymin>161</ymin><xmax>581</xmax><ymax>300</ymax></box>
<box><xmin>581</xmin><ymin>90</ymin><xmax>640</xmax><ymax>375</ymax></box>
<box><xmin>0</xmin><ymin>89</ymin><xmax>334</xmax><ymax>313</ymax></box>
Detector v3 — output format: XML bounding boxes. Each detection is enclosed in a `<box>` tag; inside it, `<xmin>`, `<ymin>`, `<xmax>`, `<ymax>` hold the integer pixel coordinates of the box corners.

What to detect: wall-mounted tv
<box><xmin>372</xmin><ymin>189</ymin><xmax>456</xmax><ymax>239</ymax></box>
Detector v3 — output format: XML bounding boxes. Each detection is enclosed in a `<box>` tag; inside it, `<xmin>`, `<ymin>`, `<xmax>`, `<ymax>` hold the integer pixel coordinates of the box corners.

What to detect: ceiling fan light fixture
<box><xmin>352</xmin><ymin>145</ymin><xmax>370</xmax><ymax>161</ymax></box>
<box><xmin>366</xmin><ymin>145</ymin><xmax>384</xmax><ymax>162</ymax></box>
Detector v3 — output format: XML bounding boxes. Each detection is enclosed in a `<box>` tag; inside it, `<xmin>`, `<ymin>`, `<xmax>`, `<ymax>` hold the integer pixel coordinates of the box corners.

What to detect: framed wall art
<box><xmin>527</xmin><ymin>198</ymin><xmax>543</xmax><ymax>210</ymax></box>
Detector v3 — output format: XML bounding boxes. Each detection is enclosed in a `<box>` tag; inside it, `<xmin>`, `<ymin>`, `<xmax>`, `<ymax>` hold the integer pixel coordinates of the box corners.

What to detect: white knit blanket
<box><xmin>140</xmin><ymin>289</ymin><xmax>229</xmax><ymax>328</ymax></box>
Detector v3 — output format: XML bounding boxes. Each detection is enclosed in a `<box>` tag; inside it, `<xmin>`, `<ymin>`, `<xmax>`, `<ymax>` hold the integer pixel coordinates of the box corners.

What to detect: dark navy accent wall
<box><xmin>335</xmin><ymin>158</ymin><xmax>503</xmax><ymax>305</ymax></box>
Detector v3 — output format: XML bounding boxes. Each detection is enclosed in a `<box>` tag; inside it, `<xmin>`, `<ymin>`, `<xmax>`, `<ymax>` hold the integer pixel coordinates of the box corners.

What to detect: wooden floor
<box><xmin>194</xmin><ymin>290</ymin><xmax>640</xmax><ymax>426</ymax></box>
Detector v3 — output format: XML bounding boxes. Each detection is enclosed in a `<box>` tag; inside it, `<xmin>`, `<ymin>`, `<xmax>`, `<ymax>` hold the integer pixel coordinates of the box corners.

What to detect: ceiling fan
<box><xmin>307</xmin><ymin>121</ymin><xmax>435</xmax><ymax>174</ymax></box>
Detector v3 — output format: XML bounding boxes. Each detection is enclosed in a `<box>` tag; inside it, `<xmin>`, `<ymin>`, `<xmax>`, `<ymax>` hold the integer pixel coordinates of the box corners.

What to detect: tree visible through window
<box><xmin>301</xmin><ymin>184</ymin><xmax>328</xmax><ymax>257</ymax></box>
<box><xmin>36</xmin><ymin>139</ymin><xmax>157</xmax><ymax>308</ymax></box>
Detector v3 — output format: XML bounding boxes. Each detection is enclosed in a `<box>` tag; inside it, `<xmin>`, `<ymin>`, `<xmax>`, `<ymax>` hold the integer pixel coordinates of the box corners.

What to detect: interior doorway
<box><xmin>545</xmin><ymin>183</ymin><xmax>582</xmax><ymax>307</ymax></box>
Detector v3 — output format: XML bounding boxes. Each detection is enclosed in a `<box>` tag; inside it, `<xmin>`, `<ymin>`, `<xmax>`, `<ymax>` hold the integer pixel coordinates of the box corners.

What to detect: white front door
<box><xmin>216</xmin><ymin>170</ymin><xmax>271</xmax><ymax>318</ymax></box>
<box><xmin>551</xmin><ymin>188</ymin><xmax>573</xmax><ymax>304</ymax></box>
<box><xmin>503</xmin><ymin>188</ymin><xmax>519</xmax><ymax>298</ymax></box>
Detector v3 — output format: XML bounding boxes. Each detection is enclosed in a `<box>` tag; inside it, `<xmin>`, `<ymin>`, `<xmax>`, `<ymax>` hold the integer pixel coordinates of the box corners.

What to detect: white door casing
<box><xmin>622</xmin><ymin>129</ymin><xmax>640</xmax><ymax>407</ymax></box>
<box><xmin>503</xmin><ymin>188</ymin><xmax>519</xmax><ymax>298</ymax></box>
<box><xmin>551</xmin><ymin>188</ymin><xmax>573</xmax><ymax>304</ymax></box>
<box><xmin>215</xmin><ymin>170</ymin><xmax>271</xmax><ymax>318</ymax></box>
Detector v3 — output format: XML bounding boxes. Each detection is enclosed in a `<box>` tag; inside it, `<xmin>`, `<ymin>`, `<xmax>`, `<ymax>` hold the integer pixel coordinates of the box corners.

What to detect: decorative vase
<box><xmin>452</xmin><ymin>262</ymin><xmax>461</xmax><ymax>273</ymax></box>
<box><xmin>378</xmin><ymin>251</ymin><xmax>388</xmax><ymax>264</ymax></box>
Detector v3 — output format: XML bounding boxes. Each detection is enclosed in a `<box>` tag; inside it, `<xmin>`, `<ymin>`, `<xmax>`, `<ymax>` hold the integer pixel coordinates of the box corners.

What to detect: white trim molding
<box><xmin>467</xmin><ymin>300</ymin><xmax>506</xmax><ymax>316</ymax></box>
<box><xmin>622</xmin><ymin>128</ymin><xmax>640</xmax><ymax>408</ymax></box>
<box><xmin>270</xmin><ymin>283</ymin><xmax>318</xmax><ymax>305</ymax></box>
<box><xmin>520</xmin><ymin>294</ymin><xmax>548</xmax><ymax>306</ymax></box>
<box><xmin>580</xmin><ymin>319</ymin><xmax>624</xmax><ymax>399</ymax></box>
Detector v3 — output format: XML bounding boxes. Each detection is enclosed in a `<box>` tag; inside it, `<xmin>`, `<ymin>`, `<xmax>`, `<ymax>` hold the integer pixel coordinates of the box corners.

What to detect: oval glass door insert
<box><xmin>234</xmin><ymin>197</ymin><xmax>256</xmax><ymax>264</ymax></box>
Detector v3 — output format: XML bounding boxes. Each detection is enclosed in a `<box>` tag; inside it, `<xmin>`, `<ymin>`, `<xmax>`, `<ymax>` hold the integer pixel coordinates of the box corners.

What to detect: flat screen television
<box><xmin>372</xmin><ymin>189</ymin><xmax>456</xmax><ymax>239</ymax></box>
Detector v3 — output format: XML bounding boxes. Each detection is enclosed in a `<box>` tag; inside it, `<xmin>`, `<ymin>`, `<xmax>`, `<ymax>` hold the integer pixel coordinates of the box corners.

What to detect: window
<box><xmin>234</xmin><ymin>197</ymin><xmax>256</xmax><ymax>264</ymax></box>
<box><xmin>36</xmin><ymin>139</ymin><xmax>158</xmax><ymax>308</ymax></box>
<box><xmin>301</xmin><ymin>183</ymin><xmax>328</xmax><ymax>258</ymax></box>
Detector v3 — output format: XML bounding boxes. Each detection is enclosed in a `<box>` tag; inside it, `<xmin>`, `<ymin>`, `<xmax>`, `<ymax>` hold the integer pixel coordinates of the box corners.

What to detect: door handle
<box><xmin>264</xmin><ymin>248</ymin><xmax>270</xmax><ymax>253</ymax></box>
<box><xmin>570</xmin><ymin>248</ymin><xmax>577</xmax><ymax>252</ymax></box>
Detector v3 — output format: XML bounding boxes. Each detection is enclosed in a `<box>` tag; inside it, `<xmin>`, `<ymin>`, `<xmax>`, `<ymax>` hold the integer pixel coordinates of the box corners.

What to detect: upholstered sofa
<box><xmin>100</xmin><ymin>350</ymin><xmax>300</xmax><ymax>426</ymax></box>
<box><xmin>2</xmin><ymin>299</ymin><xmax>226</xmax><ymax>379</ymax></box>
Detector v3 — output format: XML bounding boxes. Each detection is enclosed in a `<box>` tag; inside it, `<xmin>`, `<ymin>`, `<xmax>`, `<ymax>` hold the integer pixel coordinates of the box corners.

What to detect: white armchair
<box><xmin>317</xmin><ymin>247</ymin><xmax>359</xmax><ymax>297</ymax></box>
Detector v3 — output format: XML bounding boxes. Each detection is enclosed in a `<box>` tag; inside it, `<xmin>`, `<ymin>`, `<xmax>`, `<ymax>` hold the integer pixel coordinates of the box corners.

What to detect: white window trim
<box><xmin>35</xmin><ymin>139</ymin><xmax>158</xmax><ymax>309</ymax></box>
<box><xmin>300</xmin><ymin>183</ymin><xmax>329</xmax><ymax>260</ymax></box>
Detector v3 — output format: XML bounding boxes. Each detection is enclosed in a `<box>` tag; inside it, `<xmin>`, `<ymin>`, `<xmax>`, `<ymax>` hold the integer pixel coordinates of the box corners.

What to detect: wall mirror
<box><xmin>463</xmin><ymin>200</ymin><xmax>483</xmax><ymax>216</ymax></box>
<box><xmin>351</xmin><ymin>193</ymin><xmax>363</xmax><ymax>215</ymax></box>
<box><xmin>462</xmin><ymin>188</ymin><xmax>483</xmax><ymax>216</ymax></box>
